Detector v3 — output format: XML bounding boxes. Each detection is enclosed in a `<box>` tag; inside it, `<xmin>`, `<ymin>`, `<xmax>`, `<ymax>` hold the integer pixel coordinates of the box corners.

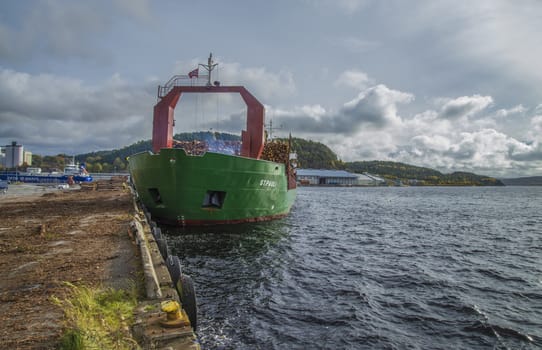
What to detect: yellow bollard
<box><xmin>159</xmin><ymin>300</ymin><xmax>190</xmax><ymax>328</ymax></box>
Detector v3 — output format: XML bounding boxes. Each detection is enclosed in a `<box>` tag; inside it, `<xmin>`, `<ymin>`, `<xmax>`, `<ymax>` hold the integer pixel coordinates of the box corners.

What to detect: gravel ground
<box><xmin>0</xmin><ymin>183</ymin><xmax>80</xmax><ymax>199</ymax></box>
<box><xmin>0</xmin><ymin>184</ymin><xmax>142</xmax><ymax>349</ymax></box>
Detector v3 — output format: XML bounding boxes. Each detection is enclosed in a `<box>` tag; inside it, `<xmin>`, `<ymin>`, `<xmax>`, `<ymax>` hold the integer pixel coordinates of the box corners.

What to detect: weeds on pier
<box><xmin>53</xmin><ymin>282</ymin><xmax>139</xmax><ymax>350</ymax></box>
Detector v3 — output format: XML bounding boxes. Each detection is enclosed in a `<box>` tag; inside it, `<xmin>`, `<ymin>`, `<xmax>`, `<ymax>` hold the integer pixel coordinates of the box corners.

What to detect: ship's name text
<box><xmin>260</xmin><ymin>179</ymin><xmax>277</xmax><ymax>188</ymax></box>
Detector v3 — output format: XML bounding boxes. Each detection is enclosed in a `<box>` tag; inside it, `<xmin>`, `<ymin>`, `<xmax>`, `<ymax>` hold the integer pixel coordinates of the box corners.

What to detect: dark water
<box><xmin>163</xmin><ymin>186</ymin><xmax>542</xmax><ymax>349</ymax></box>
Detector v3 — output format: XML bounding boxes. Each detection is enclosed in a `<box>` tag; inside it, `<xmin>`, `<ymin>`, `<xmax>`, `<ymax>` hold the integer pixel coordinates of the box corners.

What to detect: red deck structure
<box><xmin>151</xmin><ymin>54</ymin><xmax>265</xmax><ymax>159</ymax></box>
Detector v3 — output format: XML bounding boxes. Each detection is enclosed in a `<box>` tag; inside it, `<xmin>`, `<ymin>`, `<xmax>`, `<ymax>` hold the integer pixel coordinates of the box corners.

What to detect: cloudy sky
<box><xmin>1</xmin><ymin>0</ymin><xmax>541</xmax><ymax>177</ymax></box>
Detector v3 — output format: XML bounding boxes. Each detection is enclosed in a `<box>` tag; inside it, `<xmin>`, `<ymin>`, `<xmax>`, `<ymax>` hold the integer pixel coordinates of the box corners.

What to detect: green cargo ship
<box><xmin>129</xmin><ymin>54</ymin><xmax>297</xmax><ymax>225</ymax></box>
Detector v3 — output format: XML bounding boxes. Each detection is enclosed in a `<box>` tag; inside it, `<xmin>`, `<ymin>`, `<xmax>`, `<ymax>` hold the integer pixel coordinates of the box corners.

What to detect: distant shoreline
<box><xmin>500</xmin><ymin>176</ymin><xmax>542</xmax><ymax>186</ymax></box>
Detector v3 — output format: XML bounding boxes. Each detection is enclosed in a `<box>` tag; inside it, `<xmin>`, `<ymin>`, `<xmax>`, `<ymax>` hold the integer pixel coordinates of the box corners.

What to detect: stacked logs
<box><xmin>208</xmin><ymin>140</ymin><xmax>241</xmax><ymax>155</ymax></box>
<box><xmin>173</xmin><ymin>140</ymin><xmax>207</xmax><ymax>155</ymax></box>
<box><xmin>261</xmin><ymin>141</ymin><xmax>289</xmax><ymax>164</ymax></box>
<box><xmin>173</xmin><ymin>140</ymin><xmax>242</xmax><ymax>155</ymax></box>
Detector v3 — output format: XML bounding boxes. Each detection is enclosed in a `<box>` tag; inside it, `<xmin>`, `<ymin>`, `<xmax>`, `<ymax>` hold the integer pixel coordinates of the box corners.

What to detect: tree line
<box><xmin>2</xmin><ymin>132</ymin><xmax>503</xmax><ymax>185</ymax></box>
<box><xmin>345</xmin><ymin>161</ymin><xmax>503</xmax><ymax>186</ymax></box>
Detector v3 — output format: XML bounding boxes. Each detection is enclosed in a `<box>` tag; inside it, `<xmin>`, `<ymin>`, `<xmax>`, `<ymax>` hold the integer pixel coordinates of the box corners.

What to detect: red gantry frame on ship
<box><xmin>152</xmin><ymin>53</ymin><xmax>265</xmax><ymax>160</ymax></box>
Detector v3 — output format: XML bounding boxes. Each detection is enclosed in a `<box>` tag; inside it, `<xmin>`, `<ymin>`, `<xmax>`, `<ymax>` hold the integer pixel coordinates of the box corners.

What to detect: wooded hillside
<box><xmin>345</xmin><ymin>161</ymin><xmax>503</xmax><ymax>186</ymax></box>
<box><xmin>281</xmin><ymin>138</ymin><xmax>342</xmax><ymax>169</ymax></box>
<box><xmin>14</xmin><ymin>132</ymin><xmax>505</xmax><ymax>186</ymax></box>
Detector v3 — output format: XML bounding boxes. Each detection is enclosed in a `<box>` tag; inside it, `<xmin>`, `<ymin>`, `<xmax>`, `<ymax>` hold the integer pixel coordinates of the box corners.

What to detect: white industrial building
<box><xmin>24</xmin><ymin>151</ymin><xmax>32</xmax><ymax>165</ymax></box>
<box><xmin>296</xmin><ymin>169</ymin><xmax>387</xmax><ymax>186</ymax></box>
<box><xmin>2</xmin><ymin>141</ymin><xmax>32</xmax><ymax>168</ymax></box>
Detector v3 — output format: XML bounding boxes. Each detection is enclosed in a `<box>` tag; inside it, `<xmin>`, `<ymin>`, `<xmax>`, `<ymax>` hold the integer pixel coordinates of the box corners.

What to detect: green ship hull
<box><xmin>130</xmin><ymin>55</ymin><xmax>296</xmax><ymax>225</ymax></box>
<box><xmin>129</xmin><ymin>148</ymin><xmax>296</xmax><ymax>225</ymax></box>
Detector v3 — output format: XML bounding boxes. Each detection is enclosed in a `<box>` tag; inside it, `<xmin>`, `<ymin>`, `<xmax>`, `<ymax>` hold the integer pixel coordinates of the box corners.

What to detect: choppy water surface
<box><xmin>163</xmin><ymin>186</ymin><xmax>542</xmax><ymax>349</ymax></box>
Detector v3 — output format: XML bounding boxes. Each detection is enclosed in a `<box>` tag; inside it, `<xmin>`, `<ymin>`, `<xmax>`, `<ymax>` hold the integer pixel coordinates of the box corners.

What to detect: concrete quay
<box><xmin>0</xmin><ymin>181</ymin><xmax>199</xmax><ymax>349</ymax></box>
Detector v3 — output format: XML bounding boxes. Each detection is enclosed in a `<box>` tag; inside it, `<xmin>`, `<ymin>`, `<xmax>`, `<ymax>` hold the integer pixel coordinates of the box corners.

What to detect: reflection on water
<box><xmin>163</xmin><ymin>220</ymin><xmax>290</xmax><ymax>259</ymax></box>
<box><xmin>162</xmin><ymin>220</ymin><xmax>294</xmax><ymax>349</ymax></box>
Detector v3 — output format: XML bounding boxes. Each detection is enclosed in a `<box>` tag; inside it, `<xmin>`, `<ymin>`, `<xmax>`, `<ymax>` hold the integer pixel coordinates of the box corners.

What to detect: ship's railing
<box><xmin>157</xmin><ymin>74</ymin><xmax>210</xmax><ymax>99</ymax></box>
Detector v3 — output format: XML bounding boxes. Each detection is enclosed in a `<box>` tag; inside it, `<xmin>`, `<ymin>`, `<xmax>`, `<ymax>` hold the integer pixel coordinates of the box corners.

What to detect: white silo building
<box><xmin>4</xmin><ymin>141</ymin><xmax>24</xmax><ymax>168</ymax></box>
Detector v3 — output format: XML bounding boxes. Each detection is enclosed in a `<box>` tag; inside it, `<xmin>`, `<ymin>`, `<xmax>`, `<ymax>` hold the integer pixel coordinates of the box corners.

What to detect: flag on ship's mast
<box><xmin>188</xmin><ymin>68</ymin><xmax>199</xmax><ymax>78</ymax></box>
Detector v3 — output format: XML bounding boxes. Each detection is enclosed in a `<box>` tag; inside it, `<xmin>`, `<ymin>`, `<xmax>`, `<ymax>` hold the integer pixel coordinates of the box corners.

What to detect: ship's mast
<box><xmin>266</xmin><ymin>119</ymin><xmax>283</xmax><ymax>140</ymax></box>
<box><xmin>199</xmin><ymin>53</ymin><xmax>218</xmax><ymax>87</ymax></box>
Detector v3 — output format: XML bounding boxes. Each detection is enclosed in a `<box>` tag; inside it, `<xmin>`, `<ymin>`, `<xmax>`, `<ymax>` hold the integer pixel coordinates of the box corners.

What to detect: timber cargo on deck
<box><xmin>128</xmin><ymin>53</ymin><xmax>297</xmax><ymax>226</ymax></box>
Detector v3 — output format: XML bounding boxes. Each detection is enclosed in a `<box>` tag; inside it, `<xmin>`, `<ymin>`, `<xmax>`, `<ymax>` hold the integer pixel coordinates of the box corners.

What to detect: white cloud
<box><xmin>238</xmin><ymin>66</ymin><xmax>296</xmax><ymax>100</ymax></box>
<box><xmin>268</xmin><ymin>85</ymin><xmax>541</xmax><ymax>176</ymax></box>
<box><xmin>341</xmin><ymin>84</ymin><xmax>413</xmax><ymax>128</ymax></box>
<box><xmin>272</xmin><ymin>84</ymin><xmax>413</xmax><ymax>134</ymax></box>
<box><xmin>0</xmin><ymin>68</ymin><xmax>154</xmax><ymax>154</ymax></box>
<box><xmin>530</xmin><ymin>115</ymin><xmax>542</xmax><ymax>141</ymax></box>
<box><xmin>0</xmin><ymin>0</ymin><xmax>152</xmax><ymax>62</ymax></box>
<box><xmin>388</xmin><ymin>127</ymin><xmax>542</xmax><ymax>176</ymax></box>
<box><xmin>410</xmin><ymin>1</ymin><xmax>542</xmax><ymax>98</ymax></box>
<box><xmin>113</xmin><ymin>0</ymin><xmax>152</xmax><ymax>21</ymax></box>
<box><xmin>335</xmin><ymin>0</ymin><xmax>368</xmax><ymax>13</ymax></box>
<box><xmin>6</xmin><ymin>1</ymin><xmax>110</xmax><ymax>61</ymax></box>
<box><xmin>437</xmin><ymin>95</ymin><xmax>493</xmax><ymax>120</ymax></box>
<box><xmin>173</xmin><ymin>58</ymin><xmax>296</xmax><ymax>102</ymax></box>
<box><xmin>335</xmin><ymin>69</ymin><xmax>373</xmax><ymax>90</ymax></box>
<box><xmin>299</xmin><ymin>105</ymin><xmax>327</xmax><ymax>118</ymax></box>
<box><xmin>308</xmin><ymin>0</ymin><xmax>369</xmax><ymax>14</ymax></box>
<box><xmin>411</xmin><ymin>134</ymin><xmax>452</xmax><ymax>153</ymax></box>
<box><xmin>334</xmin><ymin>36</ymin><xmax>380</xmax><ymax>53</ymax></box>
<box><xmin>492</xmin><ymin>104</ymin><xmax>526</xmax><ymax>119</ymax></box>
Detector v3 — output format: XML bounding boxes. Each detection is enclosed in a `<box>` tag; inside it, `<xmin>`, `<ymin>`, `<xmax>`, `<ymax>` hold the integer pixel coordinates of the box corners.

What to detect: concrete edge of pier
<box><xmin>129</xmin><ymin>192</ymin><xmax>200</xmax><ymax>350</ymax></box>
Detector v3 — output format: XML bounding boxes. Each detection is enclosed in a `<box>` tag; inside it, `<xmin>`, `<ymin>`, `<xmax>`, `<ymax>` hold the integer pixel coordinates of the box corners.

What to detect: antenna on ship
<box><xmin>266</xmin><ymin>119</ymin><xmax>283</xmax><ymax>140</ymax></box>
<box><xmin>199</xmin><ymin>53</ymin><xmax>218</xmax><ymax>87</ymax></box>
